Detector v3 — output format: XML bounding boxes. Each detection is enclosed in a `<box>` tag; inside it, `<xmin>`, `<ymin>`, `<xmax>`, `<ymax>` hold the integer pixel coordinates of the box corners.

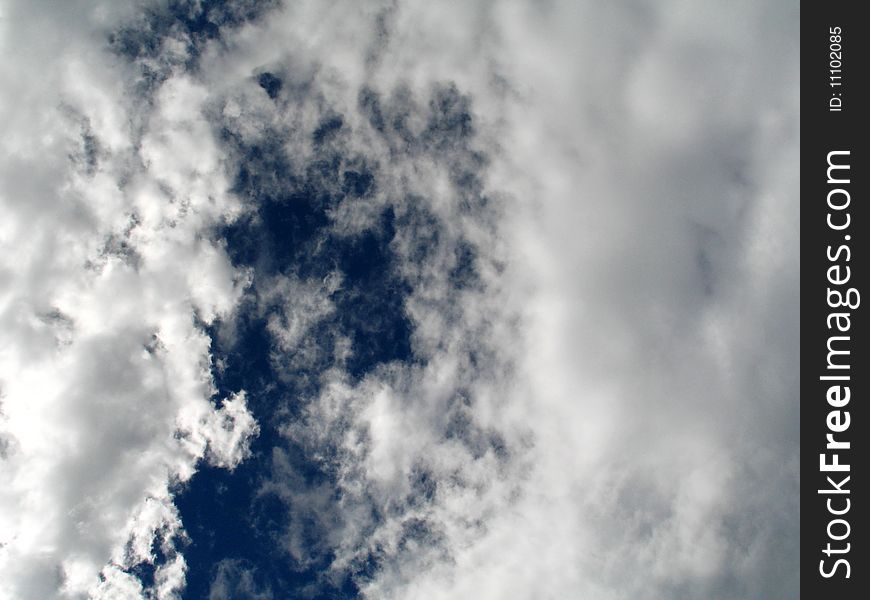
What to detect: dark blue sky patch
<box><xmin>391</xmin><ymin>198</ymin><xmax>485</xmax><ymax>318</ymax></box>
<box><xmin>303</xmin><ymin>155</ymin><xmax>345</xmax><ymax>207</ymax></box>
<box><xmin>216</xmin><ymin>105</ymin><xmax>414</xmax><ymax>377</ymax></box>
<box><xmin>175</xmin><ymin>463</ymin><xmax>260</xmax><ymax>565</ymax></box>
<box><xmin>167</xmin><ymin>62</ymin><xmax>493</xmax><ymax>598</ymax></box>
<box><xmin>259</xmin><ymin>194</ymin><xmax>332</xmax><ymax>272</ymax></box>
<box><xmin>109</xmin><ymin>0</ymin><xmax>280</xmax><ymax>92</ymax></box>
<box><xmin>342</xmin><ymin>169</ymin><xmax>375</xmax><ymax>198</ymax></box>
<box><xmin>223</xmin><ymin>130</ymin><xmax>302</xmax><ymax>203</ymax></box>
<box><xmin>180</xmin><ymin>314</ymin><xmax>291</xmax><ymax>590</ymax></box>
<box><xmin>122</xmin><ymin>552</ymin><xmax>158</xmax><ymax>592</ymax></box>
<box><xmin>261</xmin><ymin>450</ymin><xmax>348</xmax><ymax>570</ymax></box>
<box><xmin>205</xmin><ymin>313</ymin><xmax>275</xmax><ymax>411</ymax></box>
<box><xmin>312</xmin><ymin>115</ymin><xmax>345</xmax><ymax>144</ymax></box>
<box><xmin>257</xmin><ymin>72</ymin><xmax>284</xmax><ymax>100</ymax></box>
<box><xmin>174</xmin><ymin>312</ymin><xmax>357</xmax><ymax>598</ymax></box>
<box><xmin>174</xmin><ymin>354</ymin><xmax>357</xmax><ymax>599</ymax></box>
<box><xmin>220</xmin><ymin>171</ymin><xmax>412</xmax><ymax>384</ymax></box>
<box><xmin>269</xmin><ymin>320</ymin><xmax>340</xmax><ymax>394</ymax></box>
<box><xmin>328</xmin><ymin>209</ymin><xmax>413</xmax><ymax>379</ymax></box>
<box><xmin>173</xmin><ymin>95</ymin><xmax>426</xmax><ymax>600</ymax></box>
<box><xmin>174</xmin><ymin>461</ymin><xmax>317</xmax><ymax>599</ymax></box>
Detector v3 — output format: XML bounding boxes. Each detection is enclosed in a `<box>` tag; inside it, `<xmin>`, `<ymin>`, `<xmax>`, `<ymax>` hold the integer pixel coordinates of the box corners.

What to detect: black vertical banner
<box><xmin>802</xmin><ymin>3</ymin><xmax>868</xmax><ymax>598</ymax></box>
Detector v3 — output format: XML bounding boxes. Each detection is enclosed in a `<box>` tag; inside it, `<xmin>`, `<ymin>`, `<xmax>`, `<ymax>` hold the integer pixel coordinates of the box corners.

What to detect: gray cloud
<box><xmin>1</xmin><ymin>2</ymin><xmax>258</xmax><ymax>598</ymax></box>
<box><xmin>0</xmin><ymin>0</ymin><xmax>798</xmax><ymax>598</ymax></box>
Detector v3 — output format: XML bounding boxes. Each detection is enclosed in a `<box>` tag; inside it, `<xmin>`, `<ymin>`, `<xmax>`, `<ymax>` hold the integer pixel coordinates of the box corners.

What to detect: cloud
<box><xmin>1</xmin><ymin>1</ymin><xmax>798</xmax><ymax>599</ymax></box>
<box><xmin>0</xmin><ymin>2</ymin><xmax>258</xmax><ymax>598</ymax></box>
<box><xmin>205</xmin><ymin>1</ymin><xmax>798</xmax><ymax>598</ymax></box>
<box><xmin>207</xmin><ymin>559</ymin><xmax>273</xmax><ymax>600</ymax></box>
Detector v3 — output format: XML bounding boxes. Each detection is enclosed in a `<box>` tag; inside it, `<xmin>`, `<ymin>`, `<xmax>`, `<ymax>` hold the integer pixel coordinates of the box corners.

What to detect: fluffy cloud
<box><xmin>219</xmin><ymin>1</ymin><xmax>798</xmax><ymax>598</ymax></box>
<box><xmin>1</xmin><ymin>1</ymin><xmax>798</xmax><ymax>599</ymax></box>
<box><xmin>0</xmin><ymin>2</ymin><xmax>257</xmax><ymax>598</ymax></box>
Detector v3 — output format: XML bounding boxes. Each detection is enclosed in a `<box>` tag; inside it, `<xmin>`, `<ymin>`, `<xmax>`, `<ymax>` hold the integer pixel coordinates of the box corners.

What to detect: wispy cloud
<box><xmin>0</xmin><ymin>1</ymin><xmax>798</xmax><ymax>598</ymax></box>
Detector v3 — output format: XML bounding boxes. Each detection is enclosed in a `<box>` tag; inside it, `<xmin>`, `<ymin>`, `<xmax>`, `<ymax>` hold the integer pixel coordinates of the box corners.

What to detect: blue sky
<box><xmin>0</xmin><ymin>1</ymin><xmax>799</xmax><ymax>598</ymax></box>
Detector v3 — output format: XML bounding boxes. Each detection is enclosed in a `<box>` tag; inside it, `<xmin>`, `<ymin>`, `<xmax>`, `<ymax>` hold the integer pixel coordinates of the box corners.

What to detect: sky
<box><xmin>0</xmin><ymin>1</ymin><xmax>799</xmax><ymax>599</ymax></box>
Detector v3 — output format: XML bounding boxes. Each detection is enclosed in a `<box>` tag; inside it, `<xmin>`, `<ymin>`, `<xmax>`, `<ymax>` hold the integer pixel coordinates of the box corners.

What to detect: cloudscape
<box><xmin>0</xmin><ymin>1</ymin><xmax>799</xmax><ymax>598</ymax></box>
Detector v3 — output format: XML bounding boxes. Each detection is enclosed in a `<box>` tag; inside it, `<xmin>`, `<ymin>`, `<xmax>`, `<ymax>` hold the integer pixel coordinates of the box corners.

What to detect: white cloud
<box><xmin>1</xmin><ymin>0</ymin><xmax>798</xmax><ymax>598</ymax></box>
<box><xmin>206</xmin><ymin>1</ymin><xmax>798</xmax><ymax>598</ymax></box>
<box><xmin>0</xmin><ymin>2</ymin><xmax>257</xmax><ymax>598</ymax></box>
